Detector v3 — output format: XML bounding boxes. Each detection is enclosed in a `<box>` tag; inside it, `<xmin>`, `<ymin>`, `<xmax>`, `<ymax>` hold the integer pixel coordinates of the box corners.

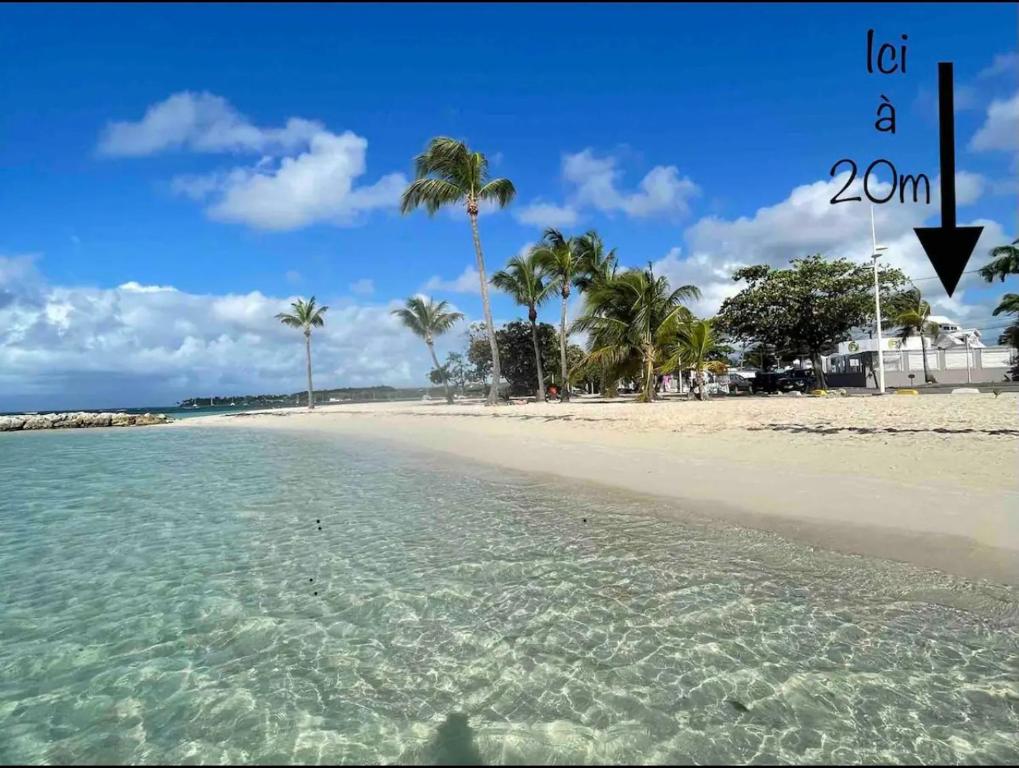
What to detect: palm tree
<box><xmin>574</xmin><ymin>230</ymin><xmax>618</xmax><ymax>292</ymax></box>
<box><xmin>663</xmin><ymin>318</ymin><xmax>729</xmax><ymax>401</ymax></box>
<box><xmin>980</xmin><ymin>238</ymin><xmax>1019</xmax><ymax>283</ymax></box>
<box><xmin>401</xmin><ymin>138</ymin><xmax>515</xmax><ymax>405</ymax></box>
<box><xmin>276</xmin><ymin>296</ymin><xmax>328</xmax><ymax>410</ymax></box>
<box><xmin>532</xmin><ymin>228</ymin><xmax>584</xmax><ymax>401</ymax></box>
<box><xmin>891</xmin><ymin>287</ymin><xmax>938</xmax><ymax>384</ymax></box>
<box><xmin>392</xmin><ymin>296</ymin><xmax>464</xmax><ymax>404</ymax></box>
<box><xmin>491</xmin><ymin>252</ymin><xmax>553</xmax><ymax>401</ymax></box>
<box><xmin>575</xmin><ymin>265</ymin><xmax>700</xmax><ymax>403</ymax></box>
<box><xmin>574</xmin><ymin>230</ymin><xmax>620</xmax><ymax>396</ymax></box>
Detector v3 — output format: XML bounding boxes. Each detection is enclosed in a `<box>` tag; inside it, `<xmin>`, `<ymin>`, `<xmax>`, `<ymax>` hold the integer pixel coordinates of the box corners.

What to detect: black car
<box><xmin>752</xmin><ymin>369</ymin><xmax>816</xmax><ymax>394</ymax></box>
<box><xmin>727</xmin><ymin>373</ymin><xmax>754</xmax><ymax>394</ymax></box>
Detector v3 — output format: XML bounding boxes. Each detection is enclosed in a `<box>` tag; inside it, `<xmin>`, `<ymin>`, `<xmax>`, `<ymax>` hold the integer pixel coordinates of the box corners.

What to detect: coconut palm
<box><xmin>891</xmin><ymin>288</ymin><xmax>938</xmax><ymax>384</ymax></box>
<box><xmin>574</xmin><ymin>230</ymin><xmax>618</xmax><ymax>292</ymax></box>
<box><xmin>392</xmin><ymin>296</ymin><xmax>464</xmax><ymax>404</ymax></box>
<box><xmin>574</xmin><ymin>230</ymin><xmax>620</xmax><ymax>395</ymax></box>
<box><xmin>532</xmin><ymin>228</ymin><xmax>585</xmax><ymax>401</ymax></box>
<box><xmin>980</xmin><ymin>238</ymin><xmax>1019</xmax><ymax>283</ymax></box>
<box><xmin>275</xmin><ymin>296</ymin><xmax>328</xmax><ymax>410</ymax></box>
<box><xmin>491</xmin><ymin>252</ymin><xmax>553</xmax><ymax>401</ymax></box>
<box><xmin>663</xmin><ymin>318</ymin><xmax>729</xmax><ymax>401</ymax></box>
<box><xmin>575</xmin><ymin>266</ymin><xmax>700</xmax><ymax>403</ymax></box>
<box><xmin>400</xmin><ymin>138</ymin><xmax>515</xmax><ymax>405</ymax></box>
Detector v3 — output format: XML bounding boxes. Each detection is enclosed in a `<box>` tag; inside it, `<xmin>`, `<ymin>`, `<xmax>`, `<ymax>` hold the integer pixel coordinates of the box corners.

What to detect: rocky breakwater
<box><xmin>0</xmin><ymin>412</ymin><xmax>172</xmax><ymax>432</ymax></box>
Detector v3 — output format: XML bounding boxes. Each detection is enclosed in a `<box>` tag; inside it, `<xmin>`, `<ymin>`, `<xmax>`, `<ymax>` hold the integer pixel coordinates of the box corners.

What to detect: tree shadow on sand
<box><xmin>748</xmin><ymin>424</ymin><xmax>1019</xmax><ymax>437</ymax></box>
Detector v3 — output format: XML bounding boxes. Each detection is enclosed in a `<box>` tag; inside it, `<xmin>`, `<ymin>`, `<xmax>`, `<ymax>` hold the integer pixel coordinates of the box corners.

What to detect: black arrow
<box><xmin>913</xmin><ymin>62</ymin><xmax>982</xmax><ymax>297</ymax></box>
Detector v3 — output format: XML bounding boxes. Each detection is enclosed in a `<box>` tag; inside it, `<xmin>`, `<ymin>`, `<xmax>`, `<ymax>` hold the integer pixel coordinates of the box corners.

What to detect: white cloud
<box><xmin>514</xmin><ymin>202</ymin><xmax>579</xmax><ymax>228</ymax></box>
<box><xmin>515</xmin><ymin>149</ymin><xmax>700</xmax><ymax>228</ymax></box>
<box><xmin>197</xmin><ymin>131</ymin><xmax>406</xmax><ymax>230</ymax></box>
<box><xmin>101</xmin><ymin>91</ymin><xmax>406</xmax><ymax>231</ymax></box>
<box><xmin>970</xmin><ymin>91</ymin><xmax>1019</xmax><ymax>154</ymax></box>
<box><xmin>977</xmin><ymin>52</ymin><xmax>1018</xmax><ymax>80</ymax></box>
<box><xmin>118</xmin><ymin>281</ymin><xmax>178</xmax><ymax>294</ymax></box>
<box><xmin>349</xmin><ymin>278</ymin><xmax>374</xmax><ymax>295</ymax></box>
<box><xmin>0</xmin><ymin>256</ymin><xmax>463</xmax><ymax>411</ymax></box>
<box><xmin>422</xmin><ymin>265</ymin><xmax>481</xmax><ymax>295</ymax></box>
<box><xmin>97</xmin><ymin>91</ymin><xmax>321</xmax><ymax>157</ymax></box>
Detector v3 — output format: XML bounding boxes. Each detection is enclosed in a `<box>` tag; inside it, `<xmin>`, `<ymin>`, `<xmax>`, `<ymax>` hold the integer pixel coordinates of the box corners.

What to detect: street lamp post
<box><xmin>870</xmin><ymin>205</ymin><xmax>888</xmax><ymax>394</ymax></box>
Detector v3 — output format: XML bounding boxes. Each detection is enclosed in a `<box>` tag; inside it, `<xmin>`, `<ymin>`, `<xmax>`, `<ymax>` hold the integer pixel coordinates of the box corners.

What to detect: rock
<box><xmin>3</xmin><ymin>410</ymin><xmax>170</xmax><ymax>431</ymax></box>
<box><xmin>0</xmin><ymin>415</ymin><xmax>26</xmax><ymax>431</ymax></box>
<box><xmin>133</xmin><ymin>413</ymin><xmax>168</xmax><ymax>426</ymax></box>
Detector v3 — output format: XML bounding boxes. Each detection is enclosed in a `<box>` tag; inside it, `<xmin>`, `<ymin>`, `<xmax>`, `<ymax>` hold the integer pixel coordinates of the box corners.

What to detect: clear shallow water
<box><xmin>1</xmin><ymin>427</ymin><xmax>1017</xmax><ymax>765</ymax></box>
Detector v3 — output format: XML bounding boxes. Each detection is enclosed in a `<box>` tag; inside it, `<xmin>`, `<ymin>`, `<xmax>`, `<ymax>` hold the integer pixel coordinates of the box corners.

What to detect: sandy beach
<box><xmin>175</xmin><ymin>393</ymin><xmax>1019</xmax><ymax>585</ymax></box>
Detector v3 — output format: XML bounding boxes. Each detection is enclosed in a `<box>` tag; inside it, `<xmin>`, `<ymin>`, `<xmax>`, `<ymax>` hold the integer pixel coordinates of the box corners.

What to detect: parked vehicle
<box><xmin>751</xmin><ymin>369</ymin><xmax>815</xmax><ymax>394</ymax></box>
<box><xmin>727</xmin><ymin>373</ymin><xmax>754</xmax><ymax>394</ymax></box>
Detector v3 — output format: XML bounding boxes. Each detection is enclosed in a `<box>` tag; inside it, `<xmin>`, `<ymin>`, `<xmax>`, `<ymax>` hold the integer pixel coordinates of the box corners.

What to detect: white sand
<box><xmin>174</xmin><ymin>393</ymin><xmax>1019</xmax><ymax>584</ymax></box>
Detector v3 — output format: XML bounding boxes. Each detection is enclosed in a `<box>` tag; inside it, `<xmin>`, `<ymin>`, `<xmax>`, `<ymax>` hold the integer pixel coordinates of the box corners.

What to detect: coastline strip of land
<box><xmin>171</xmin><ymin>394</ymin><xmax>1019</xmax><ymax>585</ymax></box>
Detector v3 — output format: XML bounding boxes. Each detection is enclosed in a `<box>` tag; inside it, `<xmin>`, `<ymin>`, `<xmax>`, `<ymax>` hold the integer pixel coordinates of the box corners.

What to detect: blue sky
<box><xmin>1</xmin><ymin>3</ymin><xmax>1016</xmax><ymax>409</ymax></box>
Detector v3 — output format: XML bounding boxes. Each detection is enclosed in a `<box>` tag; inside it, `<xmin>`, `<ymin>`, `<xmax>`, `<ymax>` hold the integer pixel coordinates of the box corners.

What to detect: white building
<box><xmin>826</xmin><ymin>315</ymin><xmax>1015</xmax><ymax>387</ymax></box>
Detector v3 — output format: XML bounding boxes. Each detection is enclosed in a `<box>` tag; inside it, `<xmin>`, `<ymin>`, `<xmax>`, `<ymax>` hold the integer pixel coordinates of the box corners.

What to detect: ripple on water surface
<box><xmin>1</xmin><ymin>427</ymin><xmax>1017</xmax><ymax>764</ymax></box>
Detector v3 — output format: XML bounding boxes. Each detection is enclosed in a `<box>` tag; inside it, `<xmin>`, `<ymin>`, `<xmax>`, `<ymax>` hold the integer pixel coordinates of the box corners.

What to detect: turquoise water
<box><xmin>1</xmin><ymin>427</ymin><xmax>1017</xmax><ymax>765</ymax></box>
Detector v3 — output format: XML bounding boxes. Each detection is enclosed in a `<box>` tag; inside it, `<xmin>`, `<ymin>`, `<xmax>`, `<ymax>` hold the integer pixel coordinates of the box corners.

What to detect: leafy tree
<box><xmin>494</xmin><ymin>321</ymin><xmax>560</xmax><ymax>396</ymax></box>
<box><xmin>275</xmin><ymin>296</ymin><xmax>328</xmax><ymax>410</ymax></box>
<box><xmin>717</xmin><ymin>254</ymin><xmax>906</xmax><ymax>389</ymax></box>
<box><xmin>401</xmin><ymin>138</ymin><xmax>515</xmax><ymax>405</ymax></box>
<box><xmin>491</xmin><ymin>252</ymin><xmax>554</xmax><ymax>400</ymax></box>
<box><xmin>392</xmin><ymin>296</ymin><xmax>463</xmax><ymax>404</ymax></box>
<box><xmin>429</xmin><ymin>352</ymin><xmax>467</xmax><ymax>395</ymax></box>
<box><xmin>575</xmin><ymin>265</ymin><xmax>700</xmax><ymax>402</ymax></box>
<box><xmin>663</xmin><ymin>318</ymin><xmax>729</xmax><ymax>401</ymax></box>
<box><xmin>466</xmin><ymin>322</ymin><xmax>493</xmax><ymax>386</ymax></box>
<box><xmin>533</xmin><ymin>228</ymin><xmax>584</xmax><ymax>401</ymax></box>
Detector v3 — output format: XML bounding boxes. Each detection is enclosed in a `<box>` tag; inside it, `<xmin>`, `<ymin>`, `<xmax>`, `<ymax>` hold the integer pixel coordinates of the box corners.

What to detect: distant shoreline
<box><xmin>172</xmin><ymin>394</ymin><xmax>1019</xmax><ymax>586</ymax></box>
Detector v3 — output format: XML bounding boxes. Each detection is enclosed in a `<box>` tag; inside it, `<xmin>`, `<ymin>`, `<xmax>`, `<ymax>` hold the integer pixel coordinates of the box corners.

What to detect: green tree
<box><xmin>275</xmin><ymin>296</ymin><xmax>328</xmax><ymax>410</ymax></box>
<box><xmin>573</xmin><ymin>230</ymin><xmax>621</xmax><ymax>396</ymax></box>
<box><xmin>400</xmin><ymin>138</ymin><xmax>515</xmax><ymax>405</ymax></box>
<box><xmin>392</xmin><ymin>296</ymin><xmax>464</xmax><ymax>404</ymax></box>
<box><xmin>889</xmin><ymin>287</ymin><xmax>939</xmax><ymax>384</ymax></box>
<box><xmin>575</xmin><ymin>265</ymin><xmax>700</xmax><ymax>403</ymax></box>
<box><xmin>574</xmin><ymin>230</ymin><xmax>618</xmax><ymax>292</ymax></box>
<box><xmin>466</xmin><ymin>322</ymin><xmax>493</xmax><ymax>387</ymax></box>
<box><xmin>663</xmin><ymin>318</ymin><xmax>729</xmax><ymax>401</ymax></box>
<box><xmin>533</xmin><ymin>228</ymin><xmax>584</xmax><ymax>401</ymax></box>
<box><xmin>491</xmin><ymin>252</ymin><xmax>554</xmax><ymax>400</ymax></box>
<box><xmin>717</xmin><ymin>254</ymin><xmax>907</xmax><ymax>389</ymax></box>
<box><xmin>494</xmin><ymin>321</ymin><xmax>560</xmax><ymax>396</ymax></box>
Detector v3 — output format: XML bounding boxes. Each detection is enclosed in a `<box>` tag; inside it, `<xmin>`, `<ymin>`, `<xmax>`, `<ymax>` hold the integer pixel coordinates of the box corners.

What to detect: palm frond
<box><xmin>477</xmin><ymin>178</ymin><xmax>516</xmax><ymax>208</ymax></box>
<box><xmin>400</xmin><ymin>178</ymin><xmax>464</xmax><ymax>215</ymax></box>
<box><xmin>992</xmin><ymin>293</ymin><xmax>1019</xmax><ymax>317</ymax></box>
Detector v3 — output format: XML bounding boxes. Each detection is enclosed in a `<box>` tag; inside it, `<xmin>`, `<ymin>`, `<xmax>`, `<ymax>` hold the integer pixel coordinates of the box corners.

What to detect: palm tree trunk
<box><xmin>920</xmin><ymin>333</ymin><xmax>930</xmax><ymax>384</ymax></box>
<box><xmin>427</xmin><ymin>341</ymin><xmax>453</xmax><ymax>404</ymax></box>
<box><xmin>640</xmin><ymin>346</ymin><xmax>655</xmax><ymax>402</ymax></box>
<box><xmin>559</xmin><ymin>293</ymin><xmax>570</xmax><ymax>402</ymax></box>
<box><xmin>469</xmin><ymin>212</ymin><xmax>501</xmax><ymax>405</ymax></box>
<box><xmin>811</xmin><ymin>353</ymin><xmax>826</xmax><ymax>389</ymax></box>
<box><xmin>305</xmin><ymin>331</ymin><xmax>314</xmax><ymax>410</ymax></box>
<box><xmin>529</xmin><ymin>316</ymin><xmax>546</xmax><ymax>401</ymax></box>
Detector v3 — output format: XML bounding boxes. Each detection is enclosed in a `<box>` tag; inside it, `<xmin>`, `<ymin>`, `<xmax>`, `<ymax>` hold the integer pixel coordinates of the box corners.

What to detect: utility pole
<box><xmin>871</xmin><ymin>205</ymin><xmax>888</xmax><ymax>394</ymax></box>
